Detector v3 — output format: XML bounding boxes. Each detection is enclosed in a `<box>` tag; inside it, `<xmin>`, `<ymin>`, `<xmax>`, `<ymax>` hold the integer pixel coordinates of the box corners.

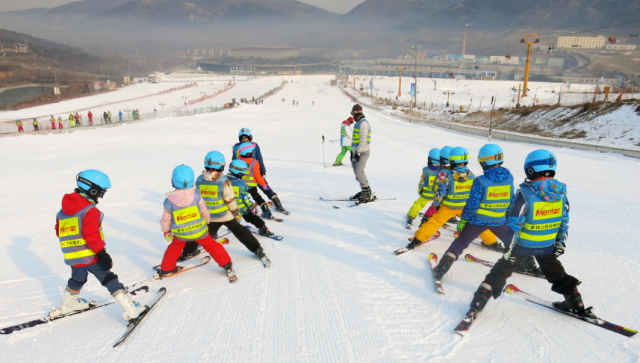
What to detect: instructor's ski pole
<box><xmin>322</xmin><ymin>135</ymin><xmax>325</xmax><ymax>173</ymax></box>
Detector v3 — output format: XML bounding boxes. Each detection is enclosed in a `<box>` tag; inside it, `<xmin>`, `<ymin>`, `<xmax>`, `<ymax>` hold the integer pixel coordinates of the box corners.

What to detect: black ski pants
<box><xmin>484</xmin><ymin>251</ymin><xmax>579</xmax><ymax>299</ymax></box>
<box><xmin>182</xmin><ymin>219</ymin><xmax>261</xmax><ymax>257</ymax></box>
<box><xmin>242</xmin><ymin>212</ymin><xmax>266</xmax><ymax>229</ymax></box>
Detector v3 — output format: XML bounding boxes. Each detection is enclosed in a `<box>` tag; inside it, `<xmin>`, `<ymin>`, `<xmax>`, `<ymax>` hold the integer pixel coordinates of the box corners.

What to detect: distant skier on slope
<box><xmin>184</xmin><ymin>152</ymin><xmax>270</xmax><ymax>266</ymax></box>
<box><xmin>403</xmin><ymin>147</ymin><xmax>501</xmax><ymax>252</ymax></box>
<box><xmin>405</xmin><ymin>148</ymin><xmax>440</xmax><ymax>229</ymax></box>
<box><xmin>158</xmin><ymin>165</ymin><xmax>237</xmax><ymax>282</ymax></box>
<box><xmin>237</xmin><ymin>142</ymin><xmax>289</xmax><ymax>216</ymax></box>
<box><xmin>431</xmin><ymin>144</ymin><xmax>541</xmax><ymax>282</ymax></box>
<box><xmin>52</xmin><ymin>170</ymin><xmax>146</xmax><ymax>322</ymax></box>
<box><xmin>333</xmin><ymin>117</ymin><xmax>353</xmax><ymax>166</ymax></box>
<box><xmin>461</xmin><ymin>149</ymin><xmax>595</xmax><ymax>322</ymax></box>
<box><xmin>50</xmin><ymin>115</ymin><xmax>56</xmax><ymax>130</ymax></box>
<box><xmin>227</xmin><ymin>159</ymin><xmax>278</xmax><ymax>239</ymax></box>
<box><xmin>349</xmin><ymin>104</ymin><xmax>374</xmax><ymax>203</ymax></box>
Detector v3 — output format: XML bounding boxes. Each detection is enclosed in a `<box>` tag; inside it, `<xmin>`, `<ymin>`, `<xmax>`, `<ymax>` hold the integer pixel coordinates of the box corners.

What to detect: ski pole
<box><xmin>322</xmin><ymin>135</ymin><xmax>325</xmax><ymax>173</ymax></box>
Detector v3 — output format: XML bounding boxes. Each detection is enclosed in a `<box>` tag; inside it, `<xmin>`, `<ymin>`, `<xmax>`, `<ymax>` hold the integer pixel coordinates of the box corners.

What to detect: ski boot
<box><xmin>349</xmin><ymin>189</ymin><xmax>364</xmax><ymax>201</ymax></box>
<box><xmin>515</xmin><ymin>256</ymin><xmax>544</xmax><ymax>277</ymax></box>
<box><xmin>113</xmin><ymin>289</ymin><xmax>147</xmax><ymax>322</ymax></box>
<box><xmin>406</xmin><ymin>237</ymin><xmax>424</xmax><ymax>250</ymax></box>
<box><xmin>419</xmin><ymin>216</ymin><xmax>429</xmax><ymax>227</ymax></box>
<box><xmin>432</xmin><ymin>252</ymin><xmax>456</xmax><ymax>281</ymax></box>
<box><xmin>553</xmin><ymin>288</ymin><xmax>596</xmax><ymax>318</ymax></box>
<box><xmin>260</xmin><ymin>202</ymin><xmax>274</xmax><ymax>219</ymax></box>
<box><xmin>224</xmin><ymin>262</ymin><xmax>238</xmax><ymax>283</ymax></box>
<box><xmin>50</xmin><ymin>287</ymin><xmax>94</xmax><ymax>318</ymax></box>
<box><xmin>271</xmin><ymin>195</ymin><xmax>290</xmax><ymax>214</ymax></box>
<box><xmin>255</xmin><ymin>247</ymin><xmax>272</xmax><ymax>268</ymax></box>
<box><xmin>356</xmin><ymin>187</ymin><xmax>374</xmax><ymax>204</ymax></box>
<box><xmin>466</xmin><ymin>282</ymin><xmax>492</xmax><ymax>320</ymax></box>
<box><xmin>258</xmin><ymin>226</ymin><xmax>275</xmax><ymax>238</ymax></box>
<box><xmin>155</xmin><ymin>266</ymin><xmax>182</xmax><ymax>279</ymax></box>
<box><xmin>406</xmin><ymin>216</ymin><xmax>414</xmax><ymax>230</ymax></box>
<box><xmin>480</xmin><ymin>240</ymin><xmax>506</xmax><ymax>253</ymax></box>
<box><xmin>332</xmin><ymin>163</ymin><xmax>343</xmax><ymax>166</ymax></box>
<box><xmin>178</xmin><ymin>242</ymin><xmax>201</xmax><ymax>262</ymax></box>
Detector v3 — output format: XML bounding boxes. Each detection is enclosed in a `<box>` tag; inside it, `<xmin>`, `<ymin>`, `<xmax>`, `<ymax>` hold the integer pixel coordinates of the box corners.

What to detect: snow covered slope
<box><xmin>0</xmin><ymin>75</ymin><xmax>639</xmax><ymax>362</ymax></box>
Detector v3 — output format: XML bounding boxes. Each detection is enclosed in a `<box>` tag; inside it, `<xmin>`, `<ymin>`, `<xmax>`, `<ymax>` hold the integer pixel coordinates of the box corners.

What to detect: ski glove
<box><xmin>352</xmin><ymin>152</ymin><xmax>360</xmax><ymax>163</ymax></box>
<box><xmin>502</xmin><ymin>249</ymin><xmax>517</xmax><ymax>264</ymax></box>
<box><xmin>96</xmin><ymin>249</ymin><xmax>113</xmax><ymax>270</ymax></box>
<box><xmin>554</xmin><ymin>240</ymin><xmax>566</xmax><ymax>258</ymax></box>
<box><xmin>164</xmin><ymin>231</ymin><xmax>174</xmax><ymax>242</ymax></box>
<box><xmin>457</xmin><ymin>219</ymin><xmax>468</xmax><ymax>233</ymax></box>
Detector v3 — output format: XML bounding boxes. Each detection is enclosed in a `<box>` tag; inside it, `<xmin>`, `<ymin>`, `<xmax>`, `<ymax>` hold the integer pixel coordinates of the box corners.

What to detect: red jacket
<box><xmin>55</xmin><ymin>193</ymin><xmax>104</xmax><ymax>267</ymax></box>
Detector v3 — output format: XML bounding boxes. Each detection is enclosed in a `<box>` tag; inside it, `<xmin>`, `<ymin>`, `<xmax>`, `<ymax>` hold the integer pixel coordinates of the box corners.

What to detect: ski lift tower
<box><xmin>521</xmin><ymin>34</ymin><xmax>539</xmax><ymax>97</ymax></box>
<box><xmin>395</xmin><ymin>65</ymin><xmax>406</xmax><ymax>96</ymax></box>
<box><xmin>411</xmin><ymin>45</ymin><xmax>422</xmax><ymax>110</ymax></box>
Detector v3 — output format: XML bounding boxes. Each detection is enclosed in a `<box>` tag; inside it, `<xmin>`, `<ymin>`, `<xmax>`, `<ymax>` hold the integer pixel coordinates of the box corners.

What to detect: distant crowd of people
<box><xmin>14</xmin><ymin>108</ymin><xmax>157</xmax><ymax>133</ymax></box>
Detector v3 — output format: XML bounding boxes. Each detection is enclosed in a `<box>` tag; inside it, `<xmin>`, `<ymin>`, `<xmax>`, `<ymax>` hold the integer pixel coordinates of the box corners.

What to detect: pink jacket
<box><xmin>160</xmin><ymin>187</ymin><xmax>210</xmax><ymax>233</ymax></box>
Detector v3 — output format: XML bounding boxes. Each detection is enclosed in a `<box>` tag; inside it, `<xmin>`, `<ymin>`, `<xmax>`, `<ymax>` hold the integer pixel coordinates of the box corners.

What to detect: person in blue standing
<box><xmin>431</xmin><ymin>144</ymin><xmax>541</xmax><ymax>282</ymax></box>
<box><xmin>461</xmin><ymin>149</ymin><xmax>595</xmax><ymax>322</ymax></box>
<box><xmin>52</xmin><ymin>170</ymin><xmax>146</xmax><ymax>322</ymax></box>
<box><xmin>349</xmin><ymin>104</ymin><xmax>374</xmax><ymax>203</ymax></box>
<box><xmin>118</xmin><ymin>110</ymin><xmax>123</xmax><ymax>122</ymax></box>
<box><xmin>232</xmin><ymin>128</ymin><xmax>288</xmax><ymax>215</ymax></box>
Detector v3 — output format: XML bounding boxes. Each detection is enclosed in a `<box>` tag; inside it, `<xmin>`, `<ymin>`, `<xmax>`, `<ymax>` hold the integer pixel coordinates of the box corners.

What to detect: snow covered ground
<box><xmin>1</xmin><ymin>75</ymin><xmax>639</xmax><ymax>362</ymax></box>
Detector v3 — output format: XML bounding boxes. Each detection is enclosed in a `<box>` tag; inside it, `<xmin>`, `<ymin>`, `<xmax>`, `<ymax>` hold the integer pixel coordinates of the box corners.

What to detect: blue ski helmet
<box><xmin>238</xmin><ymin>142</ymin><xmax>256</xmax><ymax>158</ymax></box>
<box><xmin>229</xmin><ymin>159</ymin><xmax>250</xmax><ymax>177</ymax></box>
<box><xmin>440</xmin><ymin>146</ymin><xmax>453</xmax><ymax>165</ymax></box>
<box><xmin>204</xmin><ymin>151</ymin><xmax>225</xmax><ymax>170</ymax></box>
<box><xmin>449</xmin><ymin>147</ymin><xmax>470</xmax><ymax>168</ymax></box>
<box><xmin>238</xmin><ymin>128</ymin><xmax>252</xmax><ymax>142</ymax></box>
<box><xmin>524</xmin><ymin>149</ymin><xmax>557</xmax><ymax>179</ymax></box>
<box><xmin>171</xmin><ymin>165</ymin><xmax>195</xmax><ymax>189</ymax></box>
<box><xmin>478</xmin><ymin>144</ymin><xmax>504</xmax><ymax>170</ymax></box>
<box><xmin>428</xmin><ymin>148</ymin><xmax>441</xmax><ymax>166</ymax></box>
<box><xmin>76</xmin><ymin>169</ymin><xmax>111</xmax><ymax>200</ymax></box>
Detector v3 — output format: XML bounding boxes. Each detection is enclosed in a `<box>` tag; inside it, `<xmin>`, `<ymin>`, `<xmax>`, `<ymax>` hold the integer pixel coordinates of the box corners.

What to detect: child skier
<box><xmin>187</xmin><ymin>152</ymin><xmax>271</xmax><ymax>266</ymax></box>
<box><xmin>227</xmin><ymin>159</ymin><xmax>277</xmax><ymax>238</ymax></box>
<box><xmin>50</xmin><ymin>115</ymin><xmax>56</xmax><ymax>130</ymax></box>
<box><xmin>52</xmin><ymin>170</ymin><xmax>146</xmax><ymax>322</ymax></box>
<box><xmin>431</xmin><ymin>144</ymin><xmax>541</xmax><ymax>282</ymax></box>
<box><xmin>158</xmin><ymin>164</ymin><xmax>237</xmax><ymax>282</ymax></box>
<box><xmin>16</xmin><ymin>119</ymin><xmax>23</xmax><ymax>132</ymax></box>
<box><xmin>406</xmin><ymin>148</ymin><xmax>440</xmax><ymax>229</ymax></box>
<box><xmin>403</xmin><ymin>147</ymin><xmax>500</xmax><ymax>252</ymax></box>
<box><xmin>58</xmin><ymin>116</ymin><xmax>64</xmax><ymax>129</ymax></box>
<box><xmin>237</xmin><ymin>142</ymin><xmax>289</xmax><ymax>216</ymax></box>
<box><xmin>333</xmin><ymin>117</ymin><xmax>353</xmax><ymax>166</ymax></box>
<box><xmin>461</xmin><ymin>149</ymin><xmax>595</xmax><ymax>323</ymax></box>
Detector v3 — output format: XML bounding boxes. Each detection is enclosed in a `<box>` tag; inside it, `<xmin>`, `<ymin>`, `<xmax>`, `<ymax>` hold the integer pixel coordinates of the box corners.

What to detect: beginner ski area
<box><xmin>1</xmin><ymin>75</ymin><xmax>639</xmax><ymax>362</ymax></box>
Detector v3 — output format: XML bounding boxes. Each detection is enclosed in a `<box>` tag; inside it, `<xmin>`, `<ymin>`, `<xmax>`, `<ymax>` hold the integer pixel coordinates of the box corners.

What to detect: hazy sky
<box><xmin>0</xmin><ymin>0</ymin><xmax>366</xmax><ymax>14</ymax></box>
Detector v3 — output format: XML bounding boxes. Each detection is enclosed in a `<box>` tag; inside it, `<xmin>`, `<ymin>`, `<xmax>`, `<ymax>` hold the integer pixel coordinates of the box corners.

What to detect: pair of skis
<box><xmin>394</xmin><ymin>231</ymin><xmax>442</xmax><ymax>256</ymax></box>
<box><xmin>319</xmin><ymin>196</ymin><xmax>396</xmax><ymax>209</ymax></box>
<box><xmin>453</xmin><ymin>284</ymin><xmax>637</xmax><ymax>338</ymax></box>
<box><xmin>425</xmin><ymin>253</ymin><xmax>637</xmax><ymax>338</ymax></box>
<box><xmin>1</xmin><ymin>285</ymin><xmax>168</xmax><ymax>348</ymax></box>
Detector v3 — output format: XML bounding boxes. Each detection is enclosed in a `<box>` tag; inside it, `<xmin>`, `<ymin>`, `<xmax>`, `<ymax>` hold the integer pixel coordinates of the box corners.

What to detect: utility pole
<box><xmin>352</xmin><ymin>69</ymin><xmax>357</xmax><ymax>90</ymax></box>
<box><xmin>462</xmin><ymin>25</ymin><xmax>468</xmax><ymax>55</ymax></box>
<box><xmin>395</xmin><ymin>66</ymin><xmax>405</xmax><ymax>96</ymax></box>
<box><xmin>412</xmin><ymin>45</ymin><xmax>422</xmax><ymax>110</ymax></box>
<box><xmin>159</xmin><ymin>102</ymin><xmax>166</xmax><ymax>111</ymax></box>
<box><xmin>54</xmin><ymin>69</ymin><xmax>59</xmax><ymax>99</ymax></box>
<box><xmin>370</xmin><ymin>62</ymin><xmax>375</xmax><ymax>100</ymax></box>
<box><xmin>521</xmin><ymin>34</ymin><xmax>539</xmax><ymax>97</ymax></box>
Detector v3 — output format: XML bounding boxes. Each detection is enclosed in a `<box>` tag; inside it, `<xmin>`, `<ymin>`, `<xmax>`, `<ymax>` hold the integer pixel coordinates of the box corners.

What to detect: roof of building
<box><xmin>232</xmin><ymin>47</ymin><xmax>298</xmax><ymax>52</ymax></box>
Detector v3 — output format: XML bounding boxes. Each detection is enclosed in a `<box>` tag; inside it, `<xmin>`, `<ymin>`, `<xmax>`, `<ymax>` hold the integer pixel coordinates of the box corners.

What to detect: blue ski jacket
<box><xmin>461</xmin><ymin>166</ymin><xmax>514</xmax><ymax>226</ymax></box>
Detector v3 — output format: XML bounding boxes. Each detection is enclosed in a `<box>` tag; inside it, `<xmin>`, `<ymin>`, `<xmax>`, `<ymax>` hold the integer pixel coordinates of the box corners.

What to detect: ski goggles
<box><xmin>478</xmin><ymin>152</ymin><xmax>504</xmax><ymax>164</ymax></box>
<box><xmin>525</xmin><ymin>156</ymin><xmax>555</xmax><ymax>170</ymax></box>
